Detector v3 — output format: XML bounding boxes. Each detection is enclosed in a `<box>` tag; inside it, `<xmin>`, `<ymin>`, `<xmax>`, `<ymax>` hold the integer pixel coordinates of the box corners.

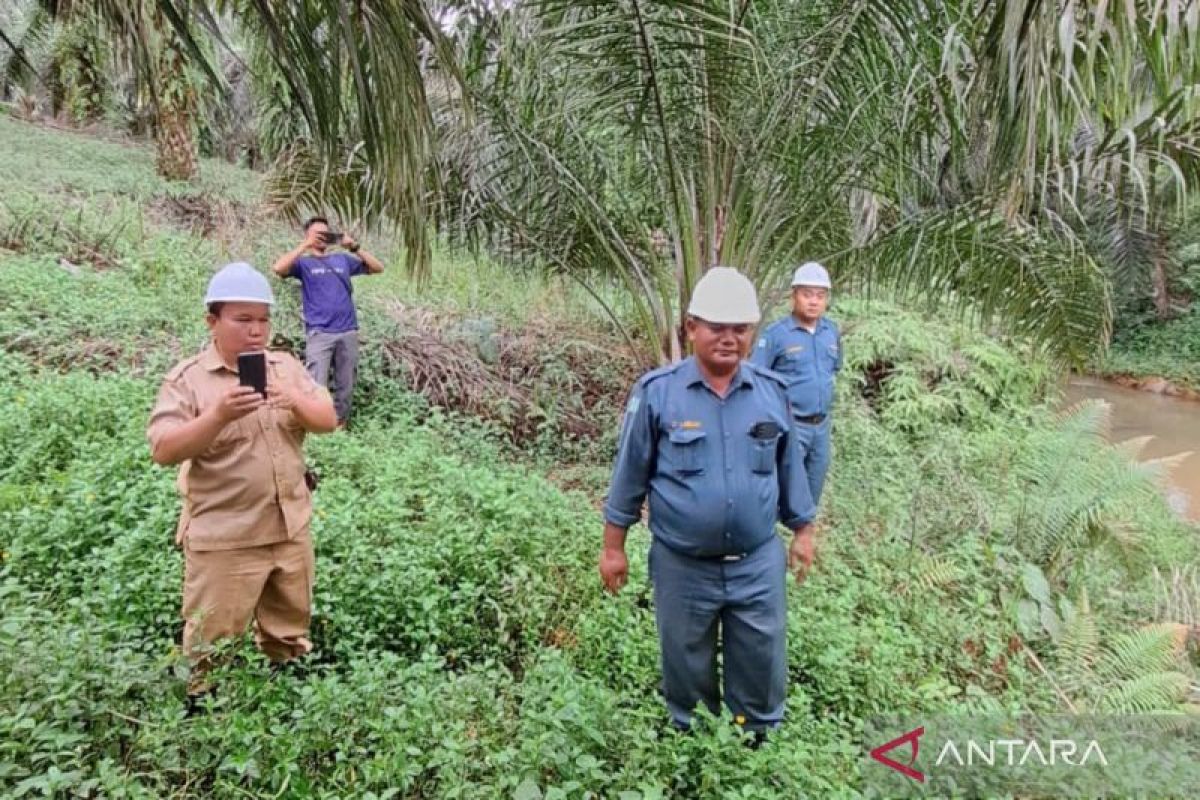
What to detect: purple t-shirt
<box><xmin>287</xmin><ymin>253</ymin><xmax>365</xmax><ymax>333</ymax></box>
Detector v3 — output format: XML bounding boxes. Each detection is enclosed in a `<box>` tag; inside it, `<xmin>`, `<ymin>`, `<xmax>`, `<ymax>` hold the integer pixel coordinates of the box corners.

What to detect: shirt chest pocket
<box><xmin>750</xmin><ymin>432</ymin><xmax>781</xmax><ymax>474</ymax></box>
<box><xmin>820</xmin><ymin>342</ymin><xmax>839</xmax><ymax>371</ymax></box>
<box><xmin>664</xmin><ymin>428</ymin><xmax>707</xmax><ymax>476</ymax></box>
<box><xmin>206</xmin><ymin>419</ymin><xmax>249</xmax><ymax>455</ymax></box>
<box><xmin>781</xmin><ymin>348</ymin><xmax>809</xmax><ymax>373</ymax></box>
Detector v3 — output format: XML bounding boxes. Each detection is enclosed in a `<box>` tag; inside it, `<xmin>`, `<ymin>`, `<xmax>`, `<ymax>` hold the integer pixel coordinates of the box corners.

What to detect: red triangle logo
<box><xmin>870</xmin><ymin>725</ymin><xmax>926</xmax><ymax>782</ymax></box>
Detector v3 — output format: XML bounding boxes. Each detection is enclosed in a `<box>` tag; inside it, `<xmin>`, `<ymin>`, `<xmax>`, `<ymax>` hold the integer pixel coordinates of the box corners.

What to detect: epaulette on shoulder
<box><xmin>164</xmin><ymin>354</ymin><xmax>203</xmax><ymax>382</ymax></box>
<box><xmin>266</xmin><ymin>349</ymin><xmax>297</xmax><ymax>366</ymax></box>
<box><xmin>636</xmin><ymin>361</ymin><xmax>683</xmax><ymax>389</ymax></box>
<box><xmin>744</xmin><ymin>360</ymin><xmax>789</xmax><ymax>390</ymax></box>
<box><xmin>766</xmin><ymin>315</ymin><xmax>791</xmax><ymax>334</ymax></box>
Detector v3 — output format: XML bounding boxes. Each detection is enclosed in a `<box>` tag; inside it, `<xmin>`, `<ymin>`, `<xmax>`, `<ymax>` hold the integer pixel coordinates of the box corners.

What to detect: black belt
<box><xmin>793</xmin><ymin>413</ymin><xmax>826</xmax><ymax>424</ymax></box>
<box><xmin>694</xmin><ymin>552</ymin><xmax>748</xmax><ymax>562</ymax></box>
<box><xmin>662</xmin><ymin>537</ymin><xmax>771</xmax><ymax>563</ymax></box>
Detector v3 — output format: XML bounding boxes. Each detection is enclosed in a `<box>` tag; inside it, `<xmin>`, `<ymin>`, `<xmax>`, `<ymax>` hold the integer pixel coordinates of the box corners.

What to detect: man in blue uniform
<box><xmin>598</xmin><ymin>267</ymin><xmax>817</xmax><ymax>740</ymax></box>
<box><xmin>751</xmin><ymin>262</ymin><xmax>841</xmax><ymax>508</ymax></box>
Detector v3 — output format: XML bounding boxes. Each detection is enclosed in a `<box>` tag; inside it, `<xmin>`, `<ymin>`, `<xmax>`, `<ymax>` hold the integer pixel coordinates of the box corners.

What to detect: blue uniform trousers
<box><xmin>794</xmin><ymin>417</ymin><xmax>832</xmax><ymax>507</ymax></box>
<box><xmin>649</xmin><ymin>536</ymin><xmax>787</xmax><ymax>731</ymax></box>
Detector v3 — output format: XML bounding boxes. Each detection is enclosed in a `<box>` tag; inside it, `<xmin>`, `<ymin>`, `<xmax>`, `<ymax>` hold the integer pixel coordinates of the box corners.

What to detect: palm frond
<box><xmin>198</xmin><ymin>0</ymin><xmax>467</xmax><ymax>280</ymax></box>
<box><xmin>1</xmin><ymin>3</ymin><xmax>57</xmax><ymax>92</ymax></box>
<box><xmin>440</xmin><ymin>0</ymin><xmax>969</xmax><ymax>361</ymax></box>
<box><xmin>842</xmin><ymin>202</ymin><xmax>1112</xmax><ymax>367</ymax></box>
<box><xmin>0</xmin><ymin>20</ymin><xmax>42</xmax><ymax>89</ymax></box>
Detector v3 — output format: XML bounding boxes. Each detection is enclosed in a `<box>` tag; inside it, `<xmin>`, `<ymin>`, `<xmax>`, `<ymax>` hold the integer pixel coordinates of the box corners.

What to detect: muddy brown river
<box><xmin>1063</xmin><ymin>376</ymin><xmax>1200</xmax><ymax>521</ymax></box>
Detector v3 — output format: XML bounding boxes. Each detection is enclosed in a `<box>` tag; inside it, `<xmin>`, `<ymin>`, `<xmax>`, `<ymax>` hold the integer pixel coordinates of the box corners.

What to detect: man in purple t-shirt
<box><xmin>272</xmin><ymin>216</ymin><xmax>385</xmax><ymax>428</ymax></box>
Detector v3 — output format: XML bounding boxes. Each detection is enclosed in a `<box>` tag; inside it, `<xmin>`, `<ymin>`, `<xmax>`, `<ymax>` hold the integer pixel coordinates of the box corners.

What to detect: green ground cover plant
<box><xmin>1</xmin><ymin>116</ymin><xmax>1195</xmax><ymax>798</ymax></box>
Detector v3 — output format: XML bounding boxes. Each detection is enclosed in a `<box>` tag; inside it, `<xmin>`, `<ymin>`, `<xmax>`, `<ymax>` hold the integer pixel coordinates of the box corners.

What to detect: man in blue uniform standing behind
<box><xmin>751</xmin><ymin>262</ymin><xmax>841</xmax><ymax>508</ymax></box>
<box><xmin>598</xmin><ymin>266</ymin><xmax>817</xmax><ymax>743</ymax></box>
<box><xmin>272</xmin><ymin>216</ymin><xmax>385</xmax><ymax>429</ymax></box>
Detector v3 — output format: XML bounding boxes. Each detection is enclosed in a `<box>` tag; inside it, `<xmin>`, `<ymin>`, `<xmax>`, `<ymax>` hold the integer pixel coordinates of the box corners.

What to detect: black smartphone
<box><xmin>237</xmin><ymin>351</ymin><xmax>268</xmax><ymax>397</ymax></box>
<box><xmin>320</xmin><ymin>231</ymin><xmax>344</xmax><ymax>245</ymax></box>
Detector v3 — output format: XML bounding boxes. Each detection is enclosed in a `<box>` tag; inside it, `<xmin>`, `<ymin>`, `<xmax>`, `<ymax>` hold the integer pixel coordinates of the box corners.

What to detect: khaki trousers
<box><xmin>182</xmin><ymin>531</ymin><xmax>315</xmax><ymax>688</ymax></box>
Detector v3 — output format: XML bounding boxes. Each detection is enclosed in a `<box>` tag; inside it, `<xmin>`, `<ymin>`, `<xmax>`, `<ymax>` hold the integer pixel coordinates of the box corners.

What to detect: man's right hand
<box><xmin>599</xmin><ymin>547</ymin><xmax>629</xmax><ymax>594</ymax></box>
<box><xmin>213</xmin><ymin>385</ymin><xmax>265</xmax><ymax>423</ymax></box>
<box><xmin>789</xmin><ymin>523</ymin><xmax>817</xmax><ymax>583</ymax></box>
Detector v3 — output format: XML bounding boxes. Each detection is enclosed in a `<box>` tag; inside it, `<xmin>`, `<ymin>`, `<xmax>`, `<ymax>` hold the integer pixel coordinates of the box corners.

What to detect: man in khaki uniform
<box><xmin>147</xmin><ymin>262</ymin><xmax>337</xmax><ymax>697</ymax></box>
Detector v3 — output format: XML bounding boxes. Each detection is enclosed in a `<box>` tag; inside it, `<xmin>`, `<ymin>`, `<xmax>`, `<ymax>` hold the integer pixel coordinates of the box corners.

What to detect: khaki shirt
<box><xmin>147</xmin><ymin>345</ymin><xmax>331</xmax><ymax>551</ymax></box>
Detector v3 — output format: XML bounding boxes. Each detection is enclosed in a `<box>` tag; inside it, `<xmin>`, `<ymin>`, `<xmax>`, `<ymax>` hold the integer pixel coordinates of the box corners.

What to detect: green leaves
<box><xmin>2</xmin><ymin>103</ymin><xmax>1198</xmax><ymax>797</ymax></box>
<box><xmin>513</xmin><ymin>778</ymin><xmax>543</xmax><ymax>800</ymax></box>
<box><xmin>201</xmin><ymin>0</ymin><xmax>465</xmax><ymax>280</ymax></box>
<box><xmin>844</xmin><ymin>202</ymin><xmax>1113</xmax><ymax>368</ymax></box>
<box><xmin>1022</xmin><ymin>562</ymin><xmax>1053</xmax><ymax>606</ymax></box>
<box><xmin>440</xmin><ymin>0</ymin><xmax>1138</xmax><ymax>365</ymax></box>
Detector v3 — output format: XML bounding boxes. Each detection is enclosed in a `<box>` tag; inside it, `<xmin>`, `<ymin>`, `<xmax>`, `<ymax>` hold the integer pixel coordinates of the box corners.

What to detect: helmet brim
<box><xmin>204</xmin><ymin>295</ymin><xmax>276</xmax><ymax>305</ymax></box>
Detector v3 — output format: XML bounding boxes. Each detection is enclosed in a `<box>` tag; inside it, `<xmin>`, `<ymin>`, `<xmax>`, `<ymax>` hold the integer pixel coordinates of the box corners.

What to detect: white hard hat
<box><xmin>791</xmin><ymin>261</ymin><xmax>832</xmax><ymax>289</ymax></box>
<box><xmin>204</xmin><ymin>262</ymin><xmax>275</xmax><ymax>306</ymax></box>
<box><xmin>686</xmin><ymin>266</ymin><xmax>761</xmax><ymax>324</ymax></box>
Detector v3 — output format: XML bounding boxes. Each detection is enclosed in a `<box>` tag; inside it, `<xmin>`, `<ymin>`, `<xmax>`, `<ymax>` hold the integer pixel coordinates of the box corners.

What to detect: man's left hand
<box><xmin>341</xmin><ymin>233</ymin><xmax>358</xmax><ymax>251</ymax></box>
<box><xmin>789</xmin><ymin>524</ymin><xmax>816</xmax><ymax>583</ymax></box>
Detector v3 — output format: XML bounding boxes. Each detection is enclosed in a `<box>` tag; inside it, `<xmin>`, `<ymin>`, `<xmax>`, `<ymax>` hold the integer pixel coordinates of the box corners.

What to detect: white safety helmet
<box><xmin>791</xmin><ymin>261</ymin><xmax>832</xmax><ymax>289</ymax></box>
<box><xmin>204</xmin><ymin>262</ymin><xmax>275</xmax><ymax>306</ymax></box>
<box><xmin>686</xmin><ymin>266</ymin><xmax>761</xmax><ymax>324</ymax></box>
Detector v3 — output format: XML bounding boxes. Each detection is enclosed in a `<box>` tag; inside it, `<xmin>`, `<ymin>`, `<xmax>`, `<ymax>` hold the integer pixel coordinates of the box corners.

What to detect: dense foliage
<box><xmin>0</xmin><ymin>112</ymin><xmax>1196</xmax><ymax>798</ymax></box>
<box><xmin>6</xmin><ymin>2</ymin><xmax>1200</xmax><ymax>367</ymax></box>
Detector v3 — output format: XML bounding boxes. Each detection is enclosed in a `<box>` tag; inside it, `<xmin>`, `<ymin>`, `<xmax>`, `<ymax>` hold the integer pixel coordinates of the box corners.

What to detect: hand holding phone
<box><xmin>214</xmin><ymin>385</ymin><xmax>264</xmax><ymax>423</ymax></box>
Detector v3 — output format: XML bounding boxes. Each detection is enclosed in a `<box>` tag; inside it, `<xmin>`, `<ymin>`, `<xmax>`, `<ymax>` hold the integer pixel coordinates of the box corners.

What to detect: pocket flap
<box><xmin>667</xmin><ymin>428</ymin><xmax>707</xmax><ymax>445</ymax></box>
<box><xmin>210</xmin><ymin>420</ymin><xmax>248</xmax><ymax>450</ymax></box>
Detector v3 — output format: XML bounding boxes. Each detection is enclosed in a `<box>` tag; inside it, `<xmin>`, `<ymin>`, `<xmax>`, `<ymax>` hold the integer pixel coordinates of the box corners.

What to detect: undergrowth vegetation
<box><xmin>1099</xmin><ymin>238</ymin><xmax>1200</xmax><ymax>389</ymax></box>
<box><xmin>1</xmin><ymin>117</ymin><xmax>1197</xmax><ymax>798</ymax></box>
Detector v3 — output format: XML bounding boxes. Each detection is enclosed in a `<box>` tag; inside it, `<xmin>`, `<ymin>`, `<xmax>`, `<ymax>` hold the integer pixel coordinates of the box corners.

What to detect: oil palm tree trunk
<box><xmin>152</xmin><ymin>35</ymin><xmax>198</xmax><ymax>181</ymax></box>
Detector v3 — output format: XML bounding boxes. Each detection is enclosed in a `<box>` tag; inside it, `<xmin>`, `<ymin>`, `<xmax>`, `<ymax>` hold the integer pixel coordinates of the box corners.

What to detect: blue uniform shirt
<box><xmin>750</xmin><ymin>316</ymin><xmax>842</xmax><ymax>417</ymax></box>
<box><xmin>603</xmin><ymin>357</ymin><xmax>816</xmax><ymax>558</ymax></box>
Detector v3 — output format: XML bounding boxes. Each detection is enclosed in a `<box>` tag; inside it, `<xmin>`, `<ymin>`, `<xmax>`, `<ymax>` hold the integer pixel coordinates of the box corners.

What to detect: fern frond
<box><xmin>1055</xmin><ymin>590</ymin><xmax>1100</xmax><ymax>696</ymax></box>
<box><xmin>1137</xmin><ymin>450</ymin><xmax>1195</xmax><ymax>488</ymax></box>
<box><xmin>1112</xmin><ymin>435</ymin><xmax>1154</xmax><ymax>460</ymax></box>
<box><xmin>905</xmin><ymin>555</ymin><xmax>963</xmax><ymax>595</ymax></box>
<box><xmin>1095</xmin><ymin>625</ymin><xmax>1186</xmax><ymax>682</ymax></box>
<box><xmin>1052</xmin><ymin>399</ymin><xmax>1112</xmax><ymax>441</ymax></box>
<box><xmin>1094</xmin><ymin>672</ymin><xmax>1192</xmax><ymax>713</ymax></box>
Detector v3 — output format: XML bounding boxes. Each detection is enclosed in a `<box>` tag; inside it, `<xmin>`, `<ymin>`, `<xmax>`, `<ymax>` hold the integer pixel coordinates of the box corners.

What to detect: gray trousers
<box><xmin>305</xmin><ymin>329</ymin><xmax>359</xmax><ymax>422</ymax></box>
<box><xmin>649</xmin><ymin>536</ymin><xmax>788</xmax><ymax>732</ymax></box>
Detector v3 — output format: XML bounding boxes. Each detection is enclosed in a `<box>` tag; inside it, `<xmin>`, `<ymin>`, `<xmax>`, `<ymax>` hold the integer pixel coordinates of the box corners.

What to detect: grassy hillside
<box><xmin>1</xmin><ymin>115</ymin><xmax>1196</xmax><ymax>798</ymax></box>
